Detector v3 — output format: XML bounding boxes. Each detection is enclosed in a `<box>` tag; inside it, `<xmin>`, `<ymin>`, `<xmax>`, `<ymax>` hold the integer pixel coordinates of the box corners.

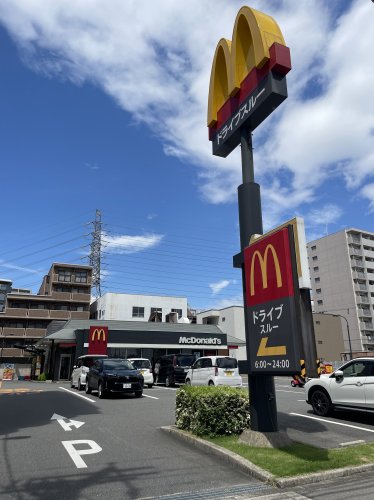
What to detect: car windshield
<box><xmin>216</xmin><ymin>358</ymin><xmax>237</xmax><ymax>369</ymax></box>
<box><xmin>175</xmin><ymin>355</ymin><xmax>196</xmax><ymax>367</ymax></box>
<box><xmin>103</xmin><ymin>360</ymin><xmax>134</xmax><ymax>370</ymax></box>
<box><xmin>130</xmin><ymin>360</ymin><xmax>151</xmax><ymax>369</ymax></box>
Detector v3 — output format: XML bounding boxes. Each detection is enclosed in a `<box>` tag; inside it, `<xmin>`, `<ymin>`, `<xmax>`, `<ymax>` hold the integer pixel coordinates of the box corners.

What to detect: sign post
<box><xmin>208</xmin><ymin>6</ymin><xmax>295</xmax><ymax>433</ymax></box>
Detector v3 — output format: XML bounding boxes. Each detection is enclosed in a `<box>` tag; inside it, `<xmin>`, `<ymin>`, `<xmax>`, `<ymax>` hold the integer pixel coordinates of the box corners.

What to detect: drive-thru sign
<box><xmin>244</xmin><ymin>226</ymin><xmax>301</xmax><ymax>374</ymax></box>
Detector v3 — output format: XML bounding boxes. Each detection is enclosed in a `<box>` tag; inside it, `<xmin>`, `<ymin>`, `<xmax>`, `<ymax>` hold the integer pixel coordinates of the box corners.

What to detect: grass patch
<box><xmin>206</xmin><ymin>435</ymin><xmax>374</xmax><ymax>477</ymax></box>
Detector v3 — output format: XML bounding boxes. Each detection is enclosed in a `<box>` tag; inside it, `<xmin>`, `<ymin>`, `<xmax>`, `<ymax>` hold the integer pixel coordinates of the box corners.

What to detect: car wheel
<box><xmin>135</xmin><ymin>391</ymin><xmax>143</xmax><ymax>398</ymax></box>
<box><xmin>85</xmin><ymin>382</ymin><xmax>92</xmax><ymax>394</ymax></box>
<box><xmin>310</xmin><ymin>389</ymin><xmax>332</xmax><ymax>416</ymax></box>
<box><xmin>147</xmin><ymin>384</ymin><xmax>153</xmax><ymax>388</ymax></box>
<box><xmin>208</xmin><ymin>380</ymin><xmax>214</xmax><ymax>386</ymax></box>
<box><xmin>185</xmin><ymin>378</ymin><xmax>191</xmax><ymax>385</ymax></box>
<box><xmin>98</xmin><ymin>382</ymin><xmax>105</xmax><ymax>399</ymax></box>
<box><xmin>77</xmin><ymin>378</ymin><xmax>83</xmax><ymax>391</ymax></box>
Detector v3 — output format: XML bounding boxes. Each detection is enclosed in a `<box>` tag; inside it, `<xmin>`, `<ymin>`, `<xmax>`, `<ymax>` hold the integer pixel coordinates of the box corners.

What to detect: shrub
<box><xmin>175</xmin><ymin>385</ymin><xmax>250</xmax><ymax>437</ymax></box>
<box><xmin>37</xmin><ymin>373</ymin><xmax>47</xmax><ymax>381</ymax></box>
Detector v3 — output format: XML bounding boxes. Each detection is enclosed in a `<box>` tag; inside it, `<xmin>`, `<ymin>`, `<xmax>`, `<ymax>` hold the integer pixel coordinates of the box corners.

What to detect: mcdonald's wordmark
<box><xmin>244</xmin><ymin>227</ymin><xmax>301</xmax><ymax>375</ymax></box>
<box><xmin>88</xmin><ymin>326</ymin><xmax>108</xmax><ymax>355</ymax></box>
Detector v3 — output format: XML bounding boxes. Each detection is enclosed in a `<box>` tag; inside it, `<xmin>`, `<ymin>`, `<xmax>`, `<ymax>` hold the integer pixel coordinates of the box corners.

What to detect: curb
<box><xmin>160</xmin><ymin>425</ymin><xmax>374</xmax><ymax>489</ymax></box>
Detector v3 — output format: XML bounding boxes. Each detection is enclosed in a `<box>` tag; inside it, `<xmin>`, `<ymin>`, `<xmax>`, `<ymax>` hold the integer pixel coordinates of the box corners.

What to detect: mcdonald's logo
<box><xmin>91</xmin><ymin>328</ymin><xmax>106</xmax><ymax>342</ymax></box>
<box><xmin>250</xmin><ymin>244</ymin><xmax>282</xmax><ymax>296</ymax></box>
<box><xmin>244</xmin><ymin>227</ymin><xmax>294</xmax><ymax>307</ymax></box>
<box><xmin>88</xmin><ymin>325</ymin><xmax>108</xmax><ymax>355</ymax></box>
<box><xmin>208</xmin><ymin>6</ymin><xmax>291</xmax><ymax>157</ymax></box>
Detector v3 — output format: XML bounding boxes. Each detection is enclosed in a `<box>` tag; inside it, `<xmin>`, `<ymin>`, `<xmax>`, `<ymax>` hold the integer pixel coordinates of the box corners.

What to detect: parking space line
<box><xmin>59</xmin><ymin>387</ymin><xmax>96</xmax><ymax>403</ymax></box>
<box><xmin>142</xmin><ymin>394</ymin><xmax>159</xmax><ymax>400</ymax></box>
<box><xmin>277</xmin><ymin>389</ymin><xmax>301</xmax><ymax>393</ymax></box>
<box><xmin>151</xmin><ymin>386</ymin><xmax>178</xmax><ymax>391</ymax></box>
<box><xmin>290</xmin><ymin>413</ymin><xmax>374</xmax><ymax>433</ymax></box>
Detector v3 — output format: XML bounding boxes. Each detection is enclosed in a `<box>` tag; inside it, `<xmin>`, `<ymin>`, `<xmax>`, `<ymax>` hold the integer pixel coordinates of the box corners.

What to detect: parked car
<box><xmin>85</xmin><ymin>358</ymin><xmax>144</xmax><ymax>398</ymax></box>
<box><xmin>157</xmin><ymin>354</ymin><xmax>196</xmax><ymax>387</ymax></box>
<box><xmin>127</xmin><ymin>358</ymin><xmax>153</xmax><ymax>388</ymax></box>
<box><xmin>70</xmin><ymin>354</ymin><xmax>108</xmax><ymax>390</ymax></box>
<box><xmin>305</xmin><ymin>357</ymin><xmax>374</xmax><ymax>416</ymax></box>
<box><xmin>185</xmin><ymin>356</ymin><xmax>242</xmax><ymax>387</ymax></box>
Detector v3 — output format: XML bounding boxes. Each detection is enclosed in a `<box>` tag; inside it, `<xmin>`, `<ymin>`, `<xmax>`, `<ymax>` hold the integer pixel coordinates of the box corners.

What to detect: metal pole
<box><xmin>339</xmin><ymin>315</ymin><xmax>353</xmax><ymax>360</ymax></box>
<box><xmin>238</xmin><ymin>127</ymin><xmax>278</xmax><ymax>432</ymax></box>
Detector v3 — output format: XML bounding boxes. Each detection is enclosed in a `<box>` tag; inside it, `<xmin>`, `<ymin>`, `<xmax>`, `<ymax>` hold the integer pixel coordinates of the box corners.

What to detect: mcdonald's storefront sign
<box><xmin>88</xmin><ymin>326</ymin><xmax>108</xmax><ymax>355</ymax></box>
<box><xmin>207</xmin><ymin>6</ymin><xmax>291</xmax><ymax>158</ymax></box>
<box><xmin>243</xmin><ymin>227</ymin><xmax>301</xmax><ymax>375</ymax></box>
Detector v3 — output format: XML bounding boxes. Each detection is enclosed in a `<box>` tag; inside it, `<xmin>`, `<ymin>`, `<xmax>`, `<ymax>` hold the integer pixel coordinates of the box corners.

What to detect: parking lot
<box><xmin>0</xmin><ymin>377</ymin><xmax>374</xmax><ymax>499</ymax></box>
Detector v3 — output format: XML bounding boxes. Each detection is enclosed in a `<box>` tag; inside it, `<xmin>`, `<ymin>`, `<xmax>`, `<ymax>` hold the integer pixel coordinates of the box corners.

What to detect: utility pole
<box><xmin>88</xmin><ymin>209</ymin><xmax>103</xmax><ymax>298</ymax></box>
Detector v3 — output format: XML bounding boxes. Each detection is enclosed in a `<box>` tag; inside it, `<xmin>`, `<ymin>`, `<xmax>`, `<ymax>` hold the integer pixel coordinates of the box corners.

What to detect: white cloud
<box><xmin>209</xmin><ymin>279</ymin><xmax>236</xmax><ymax>295</ymax></box>
<box><xmin>361</xmin><ymin>184</ymin><xmax>374</xmax><ymax>213</ymax></box>
<box><xmin>103</xmin><ymin>232</ymin><xmax>164</xmax><ymax>254</ymax></box>
<box><xmin>0</xmin><ymin>260</ymin><xmax>42</xmax><ymax>275</ymax></box>
<box><xmin>1</xmin><ymin>0</ymin><xmax>373</xmax><ymax>225</ymax></box>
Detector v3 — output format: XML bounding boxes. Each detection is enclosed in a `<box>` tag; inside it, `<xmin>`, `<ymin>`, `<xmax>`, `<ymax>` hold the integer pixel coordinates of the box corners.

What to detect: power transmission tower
<box><xmin>88</xmin><ymin>209</ymin><xmax>103</xmax><ymax>298</ymax></box>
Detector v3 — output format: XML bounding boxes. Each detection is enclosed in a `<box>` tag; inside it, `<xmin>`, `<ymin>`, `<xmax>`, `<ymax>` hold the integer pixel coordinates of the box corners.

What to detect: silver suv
<box><xmin>71</xmin><ymin>354</ymin><xmax>108</xmax><ymax>390</ymax></box>
<box><xmin>305</xmin><ymin>357</ymin><xmax>374</xmax><ymax>416</ymax></box>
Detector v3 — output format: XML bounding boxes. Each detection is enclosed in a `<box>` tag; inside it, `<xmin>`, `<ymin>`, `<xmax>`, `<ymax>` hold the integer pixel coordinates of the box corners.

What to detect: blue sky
<box><xmin>1</xmin><ymin>0</ymin><xmax>374</xmax><ymax>311</ymax></box>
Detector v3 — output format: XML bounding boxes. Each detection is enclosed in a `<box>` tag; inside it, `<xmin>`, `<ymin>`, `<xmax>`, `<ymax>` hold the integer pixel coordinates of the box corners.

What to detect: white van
<box><xmin>127</xmin><ymin>358</ymin><xmax>153</xmax><ymax>388</ymax></box>
<box><xmin>185</xmin><ymin>356</ymin><xmax>242</xmax><ymax>387</ymax></box>
<box><xmin>71</xmin><ymin>354</ymin><xmax>108</xmax><ymax>390</ymax></box>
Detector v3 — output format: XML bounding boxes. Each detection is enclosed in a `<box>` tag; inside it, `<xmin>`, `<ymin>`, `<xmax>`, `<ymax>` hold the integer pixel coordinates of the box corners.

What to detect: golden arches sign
<box><xmin>91</xmin><ymin>328</ymin><xmax>106</xmax><ymax>342</ymax></box>
<box><xmin>249</xmin><ymin>244</ymin><xmax>282</xmax><ymax>296</ymax></box>
<box><xmin>207</xmin><ymin>6</ymin><xmax>286</xmax><ymax>127</ymax></box>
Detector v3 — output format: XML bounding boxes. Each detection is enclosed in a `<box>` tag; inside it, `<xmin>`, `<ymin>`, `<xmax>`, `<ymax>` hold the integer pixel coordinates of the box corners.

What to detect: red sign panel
<box><xmin>88</xmin><ymin>326</ymin><xmax>108</xmax><ymax>355</ymax></box>
<box><xmin>244</xmin><ymin>227</ymin><xmax>294</xmax><ymax>307</ymax></box>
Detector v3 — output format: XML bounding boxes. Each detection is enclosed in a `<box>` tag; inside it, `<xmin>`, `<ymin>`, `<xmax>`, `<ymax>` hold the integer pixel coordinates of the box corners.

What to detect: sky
<box><xmin>1</xmin><ymin>0</ymin><xmax>374</xmax><ymax>312</ymax></box>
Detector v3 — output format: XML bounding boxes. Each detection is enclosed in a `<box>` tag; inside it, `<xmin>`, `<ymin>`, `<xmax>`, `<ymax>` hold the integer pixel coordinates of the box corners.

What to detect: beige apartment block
<box><xmin>0</xmin><ymin>263</ymin><xmax>92</xmax><ymax>360</ymax></box>
<box><xmin>307</xmin><ymin>228</ymin><xmax>374</xmax><ymax>354</ymax></box>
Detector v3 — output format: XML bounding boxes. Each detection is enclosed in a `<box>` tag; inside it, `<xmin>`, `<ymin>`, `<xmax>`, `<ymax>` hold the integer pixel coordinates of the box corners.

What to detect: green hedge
<box><xmin>175</xmin><ymin>385</ymin><xmax>250</xmax><ymax>437</ymax></box>
<box><xmin>37</xmin><ymin>373</ymin><xmax>47</xmax><ymax>381</ymax></box>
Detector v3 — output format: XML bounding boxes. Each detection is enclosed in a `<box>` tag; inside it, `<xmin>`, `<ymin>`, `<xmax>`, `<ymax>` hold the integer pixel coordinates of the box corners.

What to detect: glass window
<box><xmin>317</xmin><ymin>300</ymin><xmax>323</xmax><ymax>305</ymax></box>
<box><xmin>341</xmin><ymin>361</ymin><xmax>371</xmax><ymax>377</ymax></box>
<box><xmin>171</xmin><ymin>308</ymin><xmax>182</xmax><ymax>319</ymax></box>
<box><xmin>103</xmin><ymin>359</ymin><xmax>134</xmax><ymax>370</ymax></box>
<box><xmin>316</xmin><ymin>288</ymin><xmax>321</xmax><ymax>294</ymax></box>
<box><xmin>315</xmin><ymin>277</ymin><xmax>320</xmax><ymax>283</ymax></box>
<box><xmin>193</xmin><ymin>359</ymin><xmax>203</xmax><ymax>369</ymax></box>
<box><xmin>311</xmin><ymin>245</ymin><xmax>316</xmax><ymax>250</ymax></box>
<box><xmin>75</xmin><ymin>271</ymin><xmax>87</xmax><ymax>283</ymax></box>
<box><xmin>201</xmin><ymin>358</ymin><xmax>213</xmax><ymax>368</ymax></box>
<box><xmin>58</xmin><ymin>270</ymin><xmax>71</xmax><ymax>282</ymax></box>
<box><xmin>216</xmin><ymin>357</ymin><xmax>238</xmax><ymax>368</ymax></box>
<box><xmin>312</xmin><ymin>256</ymin><xmax>318</xmax><ymax>261</ymax></box>
<box><xmin>313</xmin><ymin>266</ymin><xmax>319</xmax><ymax>272</ymax></box>
<box><xmin>129</xmin><ymin>359</ymin><xmax>151</xmax><ymax>369</ymax></box>
<box><xmin>132</xmin><ymin>306</ymin><xmax>145</xmax><ymax>318</ymax></box>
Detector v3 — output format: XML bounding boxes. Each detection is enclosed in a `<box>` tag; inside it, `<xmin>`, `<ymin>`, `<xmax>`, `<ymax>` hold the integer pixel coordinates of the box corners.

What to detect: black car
<box><xmin>85</xmin><ymin>358</ymin><xmax>144</xmax><ymax>398</ymax></box>
<box><xmin>157</xmin><ymin>354</ymin><xmax>196</xmax><ymax>387</ymax></box>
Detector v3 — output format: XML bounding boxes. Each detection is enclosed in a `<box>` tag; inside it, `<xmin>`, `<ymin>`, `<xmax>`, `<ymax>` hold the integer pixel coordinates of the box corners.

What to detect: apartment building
<box><xmin>307</xmin><ymin>228</ymin><xmax>374</xmax><ymax>354</ymax></box>
<box><xmin>0</xmin><ymin>263</ymin><xmax>92</xmax><ymax>360</ymax></box>
<box><xmin>90</xmin><ymin>292</ymin><xmax>193</xmax><ymax>323</ymax></box>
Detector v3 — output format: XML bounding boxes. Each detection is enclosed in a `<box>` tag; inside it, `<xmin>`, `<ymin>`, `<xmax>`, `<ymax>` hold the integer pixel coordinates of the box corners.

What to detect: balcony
<box><xmin>28</xmin><ymin>309</ymin><xmax>49</xmax><ymax>318</ymax></box>
<box><xmin>349</xmin><ymin>247</ymin><xmax>362</xmax><ymax>257</ymax></box>
<box><xmin>4</xmin><ymin>308</ymin><xmax>28</xmax><ymax>317</ymax></box>
<box><xmin>354</xmin><ymin>283</ymin><xmax>367</xmax><ymax>292</ymax></box>
<box><xmin>70</xmin><ymin>311</ymin><xmax>89</xmax><ymax>320</ymax></box>
<box><xmin>360</xmin><ymin>322</ymin><xmax>374</xmax><ymax>330</ymax></box>
<box><xmin>356</xmin><ymin>295</ymin><xmax>369</xmax><ymax>304</ymax></box>
<box><xmin>72</xmin><ymin>293</ymin><xmax>91</xmax><ymax>302</ymax></box>
<box><xmin>363</xmin><ymin>248</ymin><xmax>374</xmax><ymax>260</ymax></box>
<box><xmin>353</xmin><ymin>271</ymin><xmax>366</xmax><ymax>279</ymax></box>
<box><xmin>51</xmin><ymin>291</ymin><xmax>72</xmax><ymax>300</ymax></box>
<box><xmin>348</xmin><ymin>235</ymin><xmax>361</xmax><ymax>244</ymax></box>
<box><xmin>358</xmin><ymin>309</ymin><xmax>372</xmax><ymax>317</ymax></box>
<box><xmin>25</xmin><ymin>328</ymin><xmax>47</xmax><ymax>338</ymax></box>
<box><xmin>49</xmin><ymin>310</ymin><xmax>70</xmax><ymax>320</ymax></box>
<box><xmin>1</xmin><ymin>327</ymin><xmax>26</xmax><ymax>336</ymax></box>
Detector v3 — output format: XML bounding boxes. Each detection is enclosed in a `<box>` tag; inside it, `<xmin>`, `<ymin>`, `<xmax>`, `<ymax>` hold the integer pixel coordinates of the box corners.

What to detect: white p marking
<box><xmin>62</xmin><ymin>440</ymin><xmax>102</xmax><ymax>468</ymax></box>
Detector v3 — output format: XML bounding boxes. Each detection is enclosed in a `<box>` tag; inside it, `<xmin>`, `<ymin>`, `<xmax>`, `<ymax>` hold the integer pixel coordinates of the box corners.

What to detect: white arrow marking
<box><xmin>51</xmin><ymin>413</ymin><xmax>85</xmax><ymax>431</ymax></box>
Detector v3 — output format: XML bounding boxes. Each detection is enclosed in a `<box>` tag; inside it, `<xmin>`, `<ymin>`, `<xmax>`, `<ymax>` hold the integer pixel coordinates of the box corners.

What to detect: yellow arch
<box><xmin>207</xmin><ymin>6</ymin><xmax>286</xmax><ymax>127</ymax></box>
<box><xmin>249</xmin><ymin>244</ymin><xmax>282</xmax><ymax>296</ymax></box>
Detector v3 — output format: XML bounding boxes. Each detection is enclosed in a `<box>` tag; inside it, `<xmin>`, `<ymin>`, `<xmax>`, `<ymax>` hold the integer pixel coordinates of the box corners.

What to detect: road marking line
<box><xmin>339</xmin><ymin>440</ymin><xmax>365</xmax><ymax>447</ymax></box>
<box><xmin>277</xmin><ymin>389</ymin><xmax>301</xmax><ymax>393</ymax></box>
<box><xmin>297</xmin><ymin>400</ymin><xmax>305</xmax><ymax>402</ymax></box>
<box><xmin>142</xmin><ymin>394</ymin><xmax>159</xmax><ymax>400</ymax></box>
<box><xmin>290</xmin><ymin>413</ymin><xmax>374</xmax><ymax>433</ymax></box>
<box><xmin>59</xmin><ymin>387</ymin><xmax>96</xmax><ymax>403</ymax></box>
<box><xmin>151</xmin><ymin>386</ymin><xmax>178</xmax><ymax>391</ymax></box>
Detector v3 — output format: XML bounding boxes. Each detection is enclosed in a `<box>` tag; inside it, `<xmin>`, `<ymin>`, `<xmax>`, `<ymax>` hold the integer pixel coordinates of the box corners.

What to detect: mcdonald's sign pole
<box><xmin>208</xmin><ymin>6</ymin><xmax>292</xmax><ymax>433</ymax></box>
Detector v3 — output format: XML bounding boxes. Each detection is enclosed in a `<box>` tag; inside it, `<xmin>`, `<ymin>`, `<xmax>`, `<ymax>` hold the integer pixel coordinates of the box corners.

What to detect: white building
<box><xmin>196</xmin><ymin>306</ymin><xmax>247</xmax><ymax>361</ymax></box>
<box><xmin>91</xmin><ymin>293</ymin><xmax>189</xmax><ymax>323</ymax></box>
<box><xmin>307</xmin><ymin>228</ymin><xmax>374</xmax><ymax>353</ymax></box>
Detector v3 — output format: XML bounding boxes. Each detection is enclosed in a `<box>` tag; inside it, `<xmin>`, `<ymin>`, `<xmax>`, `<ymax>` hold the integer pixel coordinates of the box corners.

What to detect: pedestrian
<box><xmin>153</xmin><ymin>360</ymin><xmax>160</xmax><ymax>385</ymax></box>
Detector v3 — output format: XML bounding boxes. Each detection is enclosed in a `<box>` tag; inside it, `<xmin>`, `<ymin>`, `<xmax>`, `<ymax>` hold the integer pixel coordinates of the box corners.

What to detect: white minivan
<box><xmin>127</xmin><ymin>358</ymin><xmax>154</xmax><ymax>388</ymax></box>
<box><xmin>71</xmin><ymin>354</ymin><xmax>108</xmax><ymax>390</ymax></box>
<box><xmin>185</xmin><ymin>356</ymin><xmax>242</xmax><ymax>387</ymax></box>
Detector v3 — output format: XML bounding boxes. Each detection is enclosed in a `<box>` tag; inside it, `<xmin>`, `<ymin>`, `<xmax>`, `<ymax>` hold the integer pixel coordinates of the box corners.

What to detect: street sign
<box><xmin>244</xmin><ymin>226</ymin><xmax>301</xmax><ymax>375</ymax></box>
<box><xmin>88</xmin><ymin>326</ymin><xmax>108</xmax><ymax>355</ymax></box>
